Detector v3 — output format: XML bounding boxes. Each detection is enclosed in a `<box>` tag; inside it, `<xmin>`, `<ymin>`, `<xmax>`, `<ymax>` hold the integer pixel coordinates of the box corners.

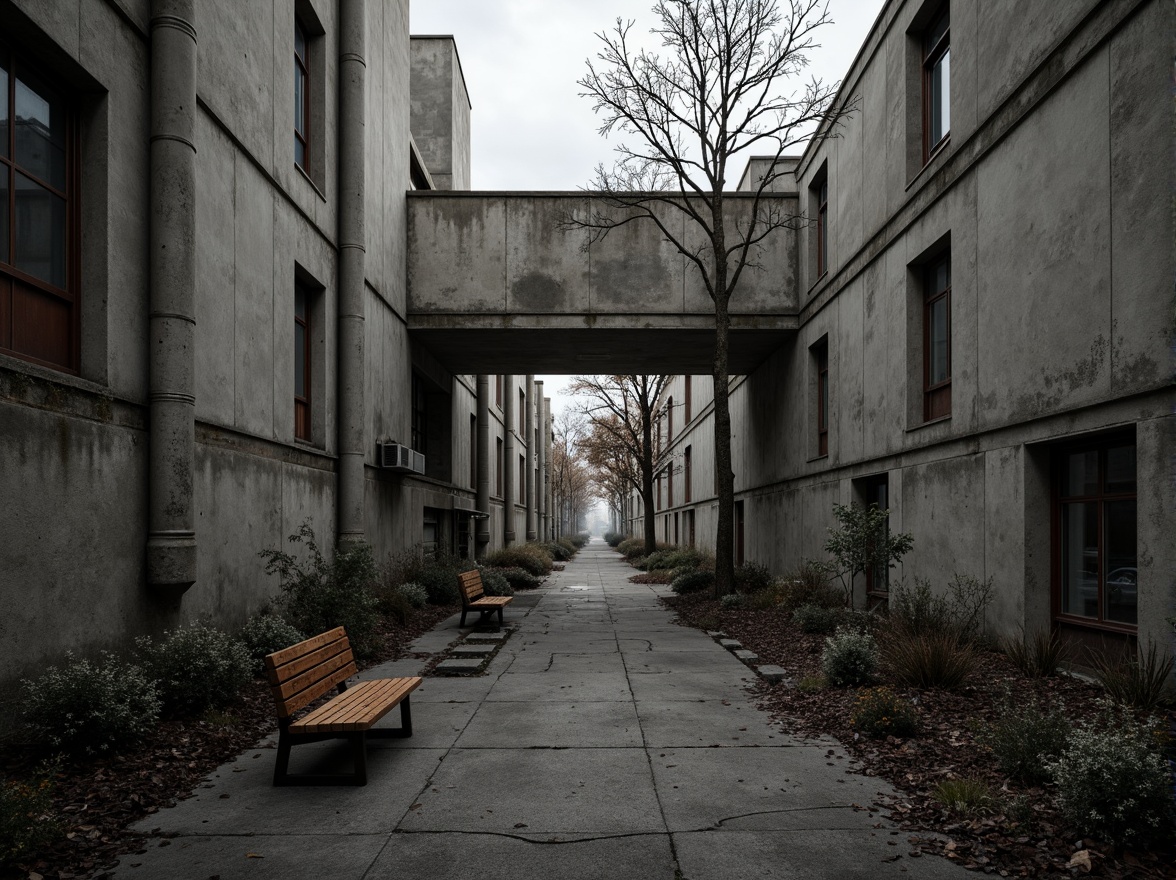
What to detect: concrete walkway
<box><xmin>114</xmin><ymin>539</ymin><xmax>969</xmax><ymax>879</ymax></box>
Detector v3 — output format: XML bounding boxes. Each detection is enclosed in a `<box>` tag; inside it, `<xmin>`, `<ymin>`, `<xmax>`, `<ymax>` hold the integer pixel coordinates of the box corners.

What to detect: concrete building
<box><xmin>631</xmin><ymin>0</ymin><xmax>1173</xmax><ymax>658</ymax></box>
<box><xmin>0</xmin><ymin>0</ymin><xmax>550</xmax><ymax>693</ymax></box>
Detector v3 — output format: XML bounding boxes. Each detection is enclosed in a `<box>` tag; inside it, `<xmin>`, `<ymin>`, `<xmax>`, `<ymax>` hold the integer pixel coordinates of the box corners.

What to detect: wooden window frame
<box><xmin>294</xmin><ymin>18</ymin><xmax>310</xmax><ymax>174</ymax></box>
<box><xmin>294</xmin><ymin>282</ymin><xmax>311</xmax><ymax>441</ymax></box>
<box><xmin>816</xmin><ymin>341</ymin><xmax>829</xmax><ymax>457</ymax></box>
<box><xmin>0</xmin><ymin>45</ymin><xmax>80</xmax><ymax>373</ymax></box>
<box><xmin>922</xmin><ymin>252</ymin><xmax>952</xmax><ymax>421</ymax></box>
<box><xmin>816</xmin><ymin>178</ymin><xmax>829</xmax><ymax>278</ymax></box>
<box><xmin>1051</xmin><ymin>433</ymin><xmax>1138</xmax><ymax>634</ymax></box>
<box><xmin>922</xmin><ymin>6</ymin><xmax>950</xmax><ymax>163</ymax></box>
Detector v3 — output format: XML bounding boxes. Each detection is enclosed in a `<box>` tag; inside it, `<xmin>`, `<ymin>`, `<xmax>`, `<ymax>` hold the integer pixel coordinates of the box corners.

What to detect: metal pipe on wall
<box><xmin>524</xmin><ymin>374</ymin><xmax>536</xmax><ymax>541</ymax></box>
<box><xmin>503</xmin><ymin>374</ymin><xmax>516</xmax><ymax>545</ymax></box>
<box><xmin>534</xmin><ymin>381</ymin><xmax>544</xmax><ymax>542</ymax></box>
<box><xmin>475</xmin><ymin>375</ymin><xmax>491</xmax><ymax>558</ymax></box>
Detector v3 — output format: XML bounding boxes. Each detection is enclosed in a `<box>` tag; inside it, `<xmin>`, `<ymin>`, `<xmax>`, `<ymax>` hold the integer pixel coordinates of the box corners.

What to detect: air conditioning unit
<box><xmin>412</xmin><ymin>451</ymin><xmax>426</xmax><ymax>475</ymax></box>
<box><xmin>377</xmin><ymin>442</ymin><xmax>427</xmax><ymax>475</ymax></box>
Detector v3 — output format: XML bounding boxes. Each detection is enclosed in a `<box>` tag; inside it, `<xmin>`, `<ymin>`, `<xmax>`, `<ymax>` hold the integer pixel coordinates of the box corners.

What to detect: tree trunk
<box><xmin>713</xmin><ymin>290</ymin><xmax>735</xmax><ymax>596</ymax></box>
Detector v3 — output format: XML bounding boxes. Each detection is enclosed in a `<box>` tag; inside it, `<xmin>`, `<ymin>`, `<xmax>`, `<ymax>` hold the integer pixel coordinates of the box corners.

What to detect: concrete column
<box><xmin>503</xmin><ymin>375</ymin><xmax>516</xmax><ymax>544</ymax></box>
<box><xmin>524</xmin><ymin>374</ymin><xmax>536</xmax><ymax>541</ymax></box>
<box><xmin>336</xmin><ymin>0</ymin><xmax>367</xmax><ymax>546</ymax></box>
<box><xmin>147</xmin><ymin>0</ymin><xmax>198</xmax><ymax>593</ymax></box>
<box><xmin>534</xmin><ymin>381</ymin><xmax>544</xmax><ymax>542</ymax></box>
<box><xmin>475</xmin><ymin>374</ymin><xmax>491</xmax><ymax>558</ymax></box>
<box><xmin>544</xmin><ymin>396</ymin><xmax>554</xmax><ymax>540</ymax></box>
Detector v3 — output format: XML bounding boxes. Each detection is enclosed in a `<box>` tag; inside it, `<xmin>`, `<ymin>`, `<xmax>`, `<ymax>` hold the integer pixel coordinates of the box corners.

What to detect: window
<box><xmin>294</xmin><ymin>19</ymin><xmax>309</xmax><ymax>173</ymax></box>
<box><xmin>294</xmin><ymin>283</ymin><xmax>311</xmax><ymax>441</ymax></box>
<box><xmin>1054</xmin><ymin>436</ymin><xmax>1137</xmax><ymax>629</ymax></box>
<box><xmin>922</xmin><ymin>6</ymin><xmax>950</xmax><ymax>161</ymax></box>
<box><xmin>518</xmin><ymin>454</ymin><xmax>525</xmax><ymax>505</ymax></box>
<box><xmin>411</xmin><ymin>372</ymin><xmax>427</xmax><ymax>455</ymax></box>
<box><xmin>470</xmin><ymin>414</ymin><xmax>477</xmax><ymax>489</ymax></box>
<box><xmin>858</xmin><ymin>474</ymin><xmax>890</xmax><ymax>608</ymax></box>
<box><xmin>734</xmin><ymin>500</ymin><xmax>745</xmax><ymax>567</ymax></box>
<box><xmin>685</xmin><ymin>509</ymin><xmax>695</xmax><ymax>548</ymax></box>
<box><xmin>656</xmin><ymin>473</ymin><xmax>662</xmax><ymax>510</ymax></box>
<box><xmin>668</xmin><ymin>463</ymin><xmax>674</xmax><ymax>507</ymax></box>
<box><xmin>0</xmin><ymin>46</ymin><xmax>78</xmax><ymax>372</ymax></box>
<box><xmin>495</xmin><ymin>437</ymin><xmax>503</xmax><ymax>498</ymax></box>
<box><xmin>923</xmin><ymin>252</ymin><xmax>951</xmax><ymax>421</ymax></box>
<box><xmin>667</xmin><ymin>396</ymin><xmax>674</xmax><ymax>440</ymax></box>
<box><xmin>495</xmin><ymin>375</ymin><xmax>503</xmax><ymax>409</ymax></box>
<box><xmin>684</xmin><ymin>446</ymin><xmax>692</xmax><ymax>503</ymax></box>
<box><xmin>814</xmin><ymin>339</ymin><xmax>829</xmax><ymax>456</ymax></box>
<box><xmin>816</xmin><ymin>177</ymin><xmax>828</xmax><ymax>277</ymax></box>
<box><xmin>684</xmin><ymin>376</ymin><xmax>692</xmax><ymax>423</ymax></box>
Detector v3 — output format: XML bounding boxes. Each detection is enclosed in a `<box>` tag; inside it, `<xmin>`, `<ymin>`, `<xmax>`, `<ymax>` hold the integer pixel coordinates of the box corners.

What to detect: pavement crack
<box><xmin>709</xmin><ymin>805</ymin><xmax>854</xmax><ymax>829</ymax></box>
<box><xmin>392</xmin><ymin>829</ymin><xmax>670</xmax><ymax>846</ymax></box>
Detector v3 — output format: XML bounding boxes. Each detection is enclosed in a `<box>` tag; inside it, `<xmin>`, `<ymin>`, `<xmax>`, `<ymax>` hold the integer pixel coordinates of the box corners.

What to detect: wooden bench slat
<box><xmin>292</xmin><ymin>677</ymin><xmax>421</xmax><ymax>733</ymax></box>
<box><xmin>267</xmin><ymin>636</ymin><xmax>352</xmax><ymax>691</ymax></box>
<box><xmin>275</xmin><ymin>659</ymin><xmax>358</xmax><ymax>719</ymax></box>
<box><xmin>471</xmin><ymin>596</ymin><xmax>512</xmax><ymax>607</ymax></box>
<box><xmin>273</xmin><ymin>648</ymin><xmax>356</xmax><ymax>705</ymax></box>
<box><xmin>265</xmin><ymin>626</ymin><xmax>347</xmax><ymax>671</ymax></box>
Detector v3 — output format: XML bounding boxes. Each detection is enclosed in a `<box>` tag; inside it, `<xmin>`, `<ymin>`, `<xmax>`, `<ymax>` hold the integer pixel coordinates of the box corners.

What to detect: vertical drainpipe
<box><xmin>524</xmin><ymin>374</ymin><xmax>536</xmax><ymax>541</ymax></box>
<box><xmin>534</xmin><ymin>381</ymin><xmax>544</xmax><ymax>542</ymax></box>
<box><xmin>503</xmin><ymin>374</ymin><xmax>516</xmax><ymax>545</ymax></box>
<box><xmin>147</xmin><ymin>0</ymin><xmax>198</xmax><ymax>593</ymax></box>
<box><xmin>337</xmin><ymin>0</ymin><xmax>367</xmax><ymax>546</ymax></box>
<box><xmin>475</xmin><ymin>374</ymin><xmax>490</xmax><ymax>559</ymax></box>
<box><xmin>544</xmin><ymin>396</ymin><xmax>553</xmax><ymax>539</ymax></box>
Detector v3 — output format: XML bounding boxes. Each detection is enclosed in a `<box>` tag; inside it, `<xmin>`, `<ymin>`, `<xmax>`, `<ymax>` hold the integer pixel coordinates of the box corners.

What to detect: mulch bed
<box><xmin>0</xmin><ymin>603</ymin><xmax>460</xmax><ymax>880</ymax></box>
<box><xmin>664</xmin><ymin>592</ymin><xmax>1176</xmax><ymax>880</ymax></box>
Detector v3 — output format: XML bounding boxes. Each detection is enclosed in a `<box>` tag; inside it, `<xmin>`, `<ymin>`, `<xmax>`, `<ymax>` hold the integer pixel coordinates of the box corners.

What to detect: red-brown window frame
<box><xmin>1050</xmin><ymin>433</ymin><xmax>1138</xmax><ymax>635</ymax></box>
<box><xmin>684</xmin><ymin>376</ymin><xmax>692</xmax><ymax>423</ymax></box>
<box><xmin>816</xmin><ymin>341</ymin><xmax>829</xmax><ymax>456</ymax></box>
<box><xmin>0</xmin><ymin>45</ymin><xmax>80</xmax><ymax>374</ymax></box>
<box><xmin>816</xmin><ymin>178</ymin><xmax>829</xmax><ymax>278</ymax></box>
<box><xmin>294</xmin><ymin>282</ymin><xmax>311</xmax><ymax>441</ymax></box>
<box><xmin>923</xmin><ymin>252</ymin><xmax>951</xmax><ymax>421</ymax></box>
<box><xmin>294</xmin><ymin>19</ymin><xmax>310</xmax><ymax>174</ymax></box>
<box><xmin>684</xmin><ymin>445</ymin><xmax>692</xmax><ymax>503</ymax></box>
<box><xmin>922</xmin><ymin>6</ymin><xmax>950</xmax><ymax>163</ymax></box>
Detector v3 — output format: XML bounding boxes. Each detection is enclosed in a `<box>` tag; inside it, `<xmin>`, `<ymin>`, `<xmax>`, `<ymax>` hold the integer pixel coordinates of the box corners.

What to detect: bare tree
<box><xmin>569</xmin><ymin>374</ymin><xmax>672</xmax><ymax>555</ymax></box>
<box><xmin>580</xmin><ymin>413</ymin><xmax>643</xmax><ymax>534</ymax></box>
<box><xmin>572</xmin><ymin>0</ymin><xmax>845</xmax><ymax>593</ymax></box>
<box><xmin>551</xmin><ymin>410</ymin><xmax>594</xmax><ymax>538</ymax></box>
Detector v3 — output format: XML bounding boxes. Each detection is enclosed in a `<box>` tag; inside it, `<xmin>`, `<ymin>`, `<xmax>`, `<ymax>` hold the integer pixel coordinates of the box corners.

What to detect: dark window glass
<box><xmin>923</xmin><ymin>252</ymin><xmax>951</xmax><ymax>420</ymax></box>
<box><xmin>816</xmin><ymin>342</ymin><xmax>829</xmax><ymax>457</ymax></box>
<box><xmin>1105</xmin><ymin>445</ymin><xmax>1136</xmax><ymax>494</ymax></box>
<box><xmin>294</xmin><ymin>20</ymin><xmax>309</xmax><ymax>171</ymax></box>
<box><xmin>0</xmin><ymin>57</ymin><xmax>8</xmax><ymax>159</ymax></box>
<box><xmin>1103</xmin><ymin>500</ymin><xmax>1136</xmax><ymax>625</ymax></box>
<box><xmin>1060</xmin><ymin>501</ymin><xmax>1097</xmax><ymax>618</ymax></box>
<box><xmin>294</xmin><ymin>284</ymin><xmax>310</xmax><ymax>441</ymax></box>
<box><xmin>817</xmin><ymin>178</ymin><xmax>828</xmax><ymax>276</ymax></box>
<box><xmin>15</xmin><ymin>70</ymin><xmax>66</xmax><ymax>189</ymax></box>
<box><xmin>923</xmin><ymin>7</ymin><xmax>950</xmax><ymax>159</ymax></box>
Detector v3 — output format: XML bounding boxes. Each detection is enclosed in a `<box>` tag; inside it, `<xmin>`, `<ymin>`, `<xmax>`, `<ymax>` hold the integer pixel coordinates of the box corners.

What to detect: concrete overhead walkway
<box><xmin>114</xmin><ymin>539</ymin><xmax>969</xmax><ymax>879</ymax></box>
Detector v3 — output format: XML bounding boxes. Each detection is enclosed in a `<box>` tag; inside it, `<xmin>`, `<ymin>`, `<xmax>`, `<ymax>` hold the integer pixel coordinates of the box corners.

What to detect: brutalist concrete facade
<box><xmin>0</xmin><ymin>1</ymin><xmax>547</xmax><ymax>693</ymax></box>
<box><xmin>633</xmin><ymin>0</ymin><xmax>1174</xmax><ymax>656</ymax></box>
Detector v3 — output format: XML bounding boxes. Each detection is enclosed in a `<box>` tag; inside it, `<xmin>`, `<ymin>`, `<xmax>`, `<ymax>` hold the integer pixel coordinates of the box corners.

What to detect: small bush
<box><xmin>478</xmin><ymin>566</ymin><xmax>514</xmax><ymax>597</ymax></box>
<box><xmin>1090</xmin><ymin>640</ymin><xmax>1174</xmax><ymax>714</ymax></box>
<box><xmin>239</xmin><ymin>613</ymin><xmax>305</xmax><ymax>674</ymax></box>
<box><xmin>977</xmin><ymin>698</ymin><xmax>1070</xmax><ymax>785</ymax></box>
<box><xmin>822</xmin><ymin>626</ymin><xmax>878</xmax><ymax>686</ymax></box>
<box><xmin>793</xmin><ymin>603</ymin><xmax>839</xmax><ymax>634</ymax></box>
<box><xmin>486</xmin><ymin>544</ymin><xmax>553</xmax><ymax>577</ymax></box>
<box><xmin>415</xmin><ymin>558</ymin><xmax>466</xmax><ymax>606</ymax></box>
<box><xmin>396</xmin><ymin>582</ymin><xmax>428</xmax><ymax>609</ymax></box>
<box><xmin>137</xmin><ymin>623</ymin><xmax>252</xmax><ymax>717</ymax></box>
<box><xmin>259</xmin><ymin>523</ymin><xmax>381</xmax><ymax>656</ymax></box>
<box><xmin>719</xmin><ymin>593</ymin><xmax>747</xmax><ymax>610</ymax></box>
<box><xmin>545</xmin><ymin>541</ymin><xmax>573</xmax><ymax>562</ymax></box>
<box><xmin>619</xmin><ymin>538</ymin><xmax>669</xmax><ymax>560</ymax></box>
<box><xmin>1003</xmin><ymin>627</ymin><xmax>1067</xmax><ymax>678</ymax></box>
<box><xmin>851</xmin><ymin>686</ymin><xmax>919</xmax><ymax>738</ymax></box>
<box><xmin>796</xmin><ymin>674</ymin><xmax>827</xmax><ymax>693</ymax></box>
<box><xmin>671</xmin><ymin>569</ymin><xmax>715</xmax><ymax>595</ymax></box>
<box><xmin>889</xmin><ymin>575</ymin><xmax>994</xmax><ymax>642</ymax></box>
<box><xmin>569</xmin><ymin>533</ymin><xmax>590</xmax><ymax>549</ymax></box>
<box><xmin>604</xmin><ymin>532</ymin><xmax>626</xmax><ymax>547</ymax></box>
<box><xmin>734</xmin><ymin>562</ymin><xmax>773</xmax><ymax>594</ymax></box>
<box><xmin>774</xmin><ymin>562</ymin><xmax>842</xmax><ymax>612</ymax></box>
<box><xmin>933</xmin><ymin>778</ymin><xmax>999</xmax><ymax>816</ymax></box>
<box><xmin>21</xmin><ymin>652</ymin><xmax>161</xmax><ymax>756</ymax></box>
<box><xmin>1</xmin><ymin>769</ymin><xmax>60</xmax><ymax>865</ymax></box>
<box><xmin>380</xmin><ymin>590</ymin><xmax>413</xmax><ymax>626</ymax></box>
<box><xmin>640</xmin><ymin>548</ymin><xmax>709</xmax><ymax>573</ymax></box>
<box><xmin>880</xmin><ymin>627</ymin><xmax>975</xmax><ymax>690</ymax></box>
<box><xmin>491</xmin><ymin>566</ymin><xmax>543</xmax><ymax>591</ymax></box>
<box><xmin>1047</xmin><ymin>709</ymin><xmax>1175</xmax><ymax>848</ymax></box>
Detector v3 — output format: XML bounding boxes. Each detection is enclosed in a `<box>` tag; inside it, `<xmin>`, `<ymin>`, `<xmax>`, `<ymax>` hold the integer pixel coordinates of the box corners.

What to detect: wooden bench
<box><xmin>263</xmin><ymin>626</ymin><xmax>421</xmax><ymax>786</ymax></box>
<box><xmin>458</xmin><ymin>569</ymin><xmax>513</xmax><ymax>628</ymax></box>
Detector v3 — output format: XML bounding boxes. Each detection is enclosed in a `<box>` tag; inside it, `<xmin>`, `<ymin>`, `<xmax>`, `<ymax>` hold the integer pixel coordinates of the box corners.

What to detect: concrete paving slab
<box><xmin>718</xmin><ymin>639</ymin><xmax>743</xmax><ymax>650</ymax></box>
<box><xmin>635</xmin><ymin>700</ymin><xmax>795</xmax><ymax>749</ymax></box>
<box><xmin>628</xmin><ymin>671</ymin><xmax>758</xmax><ymax>702</ymax></box>
<box><xmin>485</xmin><ymin>671</ymin><xmax>633</xmax><ymax>703</ymax></box>
<box><xmin>398</xmin><ymin>748</ymin><xmax>664</xmax><ymax>835</ymax></box>
<box><xmin>456</xmin><ymin>700</ymin><xmax>642</xmax><ymax>749</ymax></box>
<box><xmin>734</xmin><ymin>649</ymin><xmax>760</xmax><ymax>662</ymax></box>
<box><xmin>505</xmin><ymin>650</ymin><xmax>629</xmax><ymax>675</ymax></box>
<box><xmin>450</xmin><ymin>643</ymin><xmax>494</xmax><ymax>656</ymax></box>
<box><xmin>364</xmin><ymin>831</ymin><xmax>674</xmax><ymax>880</ymax></box>
<box><xmin>356</xmin><ymin>658</ymin><xmax>424</xmax><ymax>679</ymax></box>
<box><xmin>617</xmin><ymin>634</ymin><xmax>716</xmax><ymax>653</ymax></box>
<box><xmin>625</xmin><ymin>650</ymin><xmax>748</xmax><ymax>675</ymax></box>
<box><xmin>412</xmin><ymin>674</ymin><xmax>503</xmax><ymax>703</ymax></box>
<box><xmin>436</xmin><ymin>658</ymin><xmax>485</xmax><ymax>674</ymax></box>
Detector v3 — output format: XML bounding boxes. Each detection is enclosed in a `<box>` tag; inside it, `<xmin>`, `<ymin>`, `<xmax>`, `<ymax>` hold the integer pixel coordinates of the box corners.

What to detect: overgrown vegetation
<box><xmin>136</xmin><ymin>624</ymin><xmax>253</xmax><ymax>717</ymax></box>
<box><xmin>823</xmin><ymin>503</ymin><xmax>913</xmax><ymax>610</ymax></box>
<box><xmin>1</xmin><ymin>769</ymin><xmax>60</xmax><ymax>867</ymax></box>
<box><xmin>821</xmin><ymin>626</ymin><xmax>877</xmax><ymax>686</ymax></box>
<box><xmin>485</xmin><ymin>543</ymin><xmax>554</xmax><ymax>577</ymax></box>
<box><xmin>850</xmin><ymin>686</ymin><xmax>918</xmax><ymax>738</ymax></box>
<box><xmin>1003</xmin><ymin>627</ymin><xmax>1066</xmax><ymax>678</ymax></box>
<box><xmin>1089</xmin><ymin>640</ymin><xmax>1174</xmax><ymax>714</ymax></box>
<box><xmin>977</xmin><ymin>696</ymin><xmax>1071</xmax><ymax>785</ymax></box>
<box><xmin>933</xmin><ymin>778</ymin><xmax>999</xmax><ymax>817</ymax></box>
<box><xmin>239</xmin><ymin>613</ymin><xmax>305</xmax><ymax>674</ymax></box>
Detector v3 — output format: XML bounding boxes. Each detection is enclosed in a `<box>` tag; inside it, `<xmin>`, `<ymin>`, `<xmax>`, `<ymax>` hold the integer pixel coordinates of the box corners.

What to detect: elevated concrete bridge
<box><xmin>406</xmin><ymin>192</ymin><xmax>800</xmax><ymax>374</ymax></box>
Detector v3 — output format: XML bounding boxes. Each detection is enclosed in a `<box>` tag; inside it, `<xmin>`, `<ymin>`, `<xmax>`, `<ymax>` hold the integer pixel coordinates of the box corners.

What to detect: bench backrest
<box><xmin>264</xmin><ymin>626</ymin><xmax>357</xmax><ymax>719</ymax></box>
<box><xmin>457</xmin><ymin>569</ymin><xmax>484</xmax><ymax>603</ymax></box>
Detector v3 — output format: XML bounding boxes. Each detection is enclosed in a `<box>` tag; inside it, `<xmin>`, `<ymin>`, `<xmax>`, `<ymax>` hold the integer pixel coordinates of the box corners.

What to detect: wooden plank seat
<box><xmin>458</xmin><ymin>569</ymin><xmax>513</xmax><ymax>628</ymax></box>
<box><xmin>264</xmin><ymin>627</ymin><xmax>421</xmax><ymax>786</ymax></box>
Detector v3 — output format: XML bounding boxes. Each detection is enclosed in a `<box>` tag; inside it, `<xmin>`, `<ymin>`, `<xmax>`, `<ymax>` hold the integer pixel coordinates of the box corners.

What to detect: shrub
<box><xmin>486</xmin><ymin>544</ymin><xmax>553</xmax><ymax>577</ymax></box>
<box><xmin>545</xmin><ymin>541</ymin><xmax>573</xmax><ymax>562</ymax></box>
<box><xmin>604</xmin><ymin>532</ymin><xmax>626</xmax><ymax>547</ymax></box>
<box><xmin>478</xmin><ymin>566</ymin><xmax>514</xmax><ymax>597</ymax></box>
<box><xmin>380</xmin><ymin>590</ymin><xmax>413</xmax><ymax>626</ymax></box>
<box><xmin>719</xmin><ymin>593</ymin><xmax>747</xmax><ymax>610</ymax></box>
<box><xmin>822</xmin><ymin>626</ymin><xmax>878</xmax><ymax>686</ymax></box>
<box><xmin>1</xmin><ymin>769</ymin><xmax>60</xmax><ymax>865</ymax></box>
<box><xmin>824</xmin><ymin>503</ymin><xmax>914</xmax><ymax>610</ymax></box>
<box><xmin>850</xmin><ymin>687</ymin><xmax>919</xmax><ymax>738</ymax></box>
<box><xmin>1003</xmin><ymin>627</ymin><xmax>1067</xmax><ymax>678</ymax></box>
<box><xmin>640</xmin><ymin>548</ymin><xmax>709</xmax><ymax>573</ymax></box>
<box><xmin>619</xmin><ymin>538</ymin><xmax>667</xmax><ymax>560</ymax></box>
<box><xmin>396</xmin><ymin>582</ymin><xmax>428</xmax><ymax>609</ymax></box>
<box><xmin>734</xmin><ymin>562</ymin><xmax>772</xmax><ymax>594</ymax></box>
<box><xmin>569</xmin><ymin>533</ymin><xmax>590</xmax><ymax>548</ymax></box>
<box><xmin>977</xmin><ymin>698</ymin><xmax>1070</xmax><ymax>785</ymax></box>
<box><xmin>137</xmin><ymin>623</ymin><xmax>252</xmax><ymax>717</ymax></box>
<box><xmin>259</xmin><ymin>522</ymin><xmax>381</xmax><ymax>656</ymax></box>
<box><xmin>793</xmin><ymin>603</ymin><xmax>839</xmax><ymax>634</ymax></box>
<box><xmin>491</xmin><ymin>566</ymin><xmax>543</xmax><ymax>591</ymax></box>
<box><xmin>415</xmin><ymin>557</ymin><xmax>467</xmax><ymax>606</ymax></box>
<box><xmin>774</xmin><ymin>562</ymin><xmax>842</xmax><ymax>612</ymax></box>
<box><xmin>880</xmin><ymin>627</ymin><xmax>975</xmax><ymax>690</ymax></box>
<box><xmin>933</xmin><ymin>778</ymin><xmax>999</xmax><ymax>817</ymax></box>
<box><xmin>1047</xmin><ymin>709</ymin><xmax>1175</xmax><ymax>848</ymax></box>
<box><xmin>890</xmin><ymin>574</ymin><xmax>994</xmax><ymax>642</ymax></box>
<box><xmin>796</xmin><ymin>674</ymin><xmax>827</xmax><ymax>693</ymax></box>
<box><xmin>21</xmin><ymin>652</ymin><xmax>161</xmax><ymax>756</ymax></box>
<box><xmin>1090</xmin><ymin>640</ymin><xmax>1174</xmax><ymax>714</ymax></box>
<box><xmin>671</xmin><ymin>569</ymin><xmax>715</xmax><ymax>595</ymax></box>
<box><xmin>239</xmin><ymin>613</ymin><xmax>305</xmax><ymax>674</ymax></box>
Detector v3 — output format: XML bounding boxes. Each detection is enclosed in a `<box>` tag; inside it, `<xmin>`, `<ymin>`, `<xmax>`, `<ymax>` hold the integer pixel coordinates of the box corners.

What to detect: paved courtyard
<box><xmin>113</xmin><ymin>540</ymin><xmax>968</xmax><ymax>879</ymax></box>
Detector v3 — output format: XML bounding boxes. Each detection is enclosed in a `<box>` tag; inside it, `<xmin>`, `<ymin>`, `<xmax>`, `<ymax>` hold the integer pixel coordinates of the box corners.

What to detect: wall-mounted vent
<box><xmin>378</xmin><ymin>442</ymin><xmax>425</xmax><ymax>474</ymax></box>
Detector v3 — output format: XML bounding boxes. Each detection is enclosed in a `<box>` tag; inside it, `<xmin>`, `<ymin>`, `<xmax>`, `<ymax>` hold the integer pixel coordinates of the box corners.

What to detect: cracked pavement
<box><xmin>113</xmin><ymin>539</ymin><xmax>970</xmax><ymax>879</ymax></box>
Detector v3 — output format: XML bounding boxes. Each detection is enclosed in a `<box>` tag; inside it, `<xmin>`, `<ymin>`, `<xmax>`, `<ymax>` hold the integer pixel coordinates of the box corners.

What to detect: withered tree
<box><xmin>573</xmin><ymin>0</ymin><xmax>844</xmax><ymax>593</ymax></box>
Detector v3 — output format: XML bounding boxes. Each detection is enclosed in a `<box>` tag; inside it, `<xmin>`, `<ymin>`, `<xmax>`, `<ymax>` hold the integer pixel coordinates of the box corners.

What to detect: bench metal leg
<box><xmin>367</xmin><ymin>695</ymin><xmax>414</xmax><ymax>739</ymax></box>
<box><xmin>272</xmin><ymin>729</ymin><xmax>372</xmax><ymax>787</ymax></box>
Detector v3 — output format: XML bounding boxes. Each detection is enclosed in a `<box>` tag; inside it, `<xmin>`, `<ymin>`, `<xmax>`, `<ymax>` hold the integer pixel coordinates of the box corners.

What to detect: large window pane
<box><xmin>0</xmin><ymin>57</ymin><xmax>9</xmax><ymax>158</ymax></box>
<box><xmin>929</xmin><ymin>297</ymin><xmax>948</xmax><ymax>384</ymax></box>
<box><xmin>1060</xmin><ymin>501</ymin><xmax>1097</xmax><ymax>618</ymax></box>
<box><xmin>14</xmin><ymin>171</ymin><xmax>65</xmax><ymax>288</ymax></box>
<box><xmin>1103</xmin><ymin>500</ymin><xmax>1136</xmax><ymax>625</ymax></box>
<box><xmin>1105</xmin><ymin>445</ymin><xmax>1136</xmax><ymax>494</ymax></box>
<box><xmin>1063</xmin><ymin>451</ymin><xmax>1099</xmax><ymax>497</ymax></box>
<box><xmin>0</xmin><ymin>170</ymin><xmax>8</xmax><ymax>264</ymax></box>
<box><xmin>294</xmin><ymin>321</ymin><xmax>306</xmax><ymax>398</ymax></box>
<box><xmin>929</xmin><ymin>50</ymin><xmax>950</xmax><ymax>146</ymax></box>
<box><xmin>14</xmin><ymin>71</ymin><xmax>66</xmax><ymax>189</ymax></box>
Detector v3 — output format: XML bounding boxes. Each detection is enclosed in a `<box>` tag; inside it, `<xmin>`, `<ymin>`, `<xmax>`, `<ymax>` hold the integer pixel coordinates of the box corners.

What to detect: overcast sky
<box><xmin>409</xmin><ymin>0</ymin><xmax>888</xmax><ymax>412</ymax></box>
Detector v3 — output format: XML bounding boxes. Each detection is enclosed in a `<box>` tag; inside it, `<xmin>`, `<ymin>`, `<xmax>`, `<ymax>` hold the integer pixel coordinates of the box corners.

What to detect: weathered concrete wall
<box><xmin>409</xmin><ymin>37</ymin><xmax>471</xmax><ymax>190</ymax></box>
